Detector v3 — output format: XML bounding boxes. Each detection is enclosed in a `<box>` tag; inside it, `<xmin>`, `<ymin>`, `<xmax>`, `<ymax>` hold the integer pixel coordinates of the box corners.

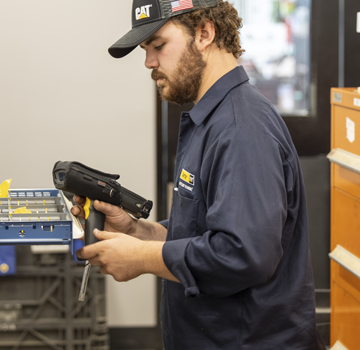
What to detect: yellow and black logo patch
<box><xmin>179</xmin><ymin>169</ymin><xmax>195</xmax><ymax>194</ymax></box>
<box><xmin>180</xmin><ymin>169</ymin><xmax>194</xmax><ymax>185</ymax></box>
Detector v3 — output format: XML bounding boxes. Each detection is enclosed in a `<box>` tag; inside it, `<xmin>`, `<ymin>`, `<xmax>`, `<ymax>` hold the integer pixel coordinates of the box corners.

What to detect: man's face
<box><xmin>140</xmin><ymin>21</ymin><xmax>207</xmax><ymax>105</ymax></box>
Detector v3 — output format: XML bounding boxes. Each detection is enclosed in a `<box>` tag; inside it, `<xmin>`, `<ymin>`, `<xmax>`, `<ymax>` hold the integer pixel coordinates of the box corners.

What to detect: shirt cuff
<box><xmin>162</xmin><ymin>238</ymin><xmax>201</xmax><ymax>297</ymax></box>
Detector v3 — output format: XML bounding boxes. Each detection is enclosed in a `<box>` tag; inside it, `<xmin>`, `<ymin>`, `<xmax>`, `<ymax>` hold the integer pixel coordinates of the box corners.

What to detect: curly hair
<box><xmin>171</xmin><ymin>1</ymin><xmax>244</xmax><ymax>59</ymax></box>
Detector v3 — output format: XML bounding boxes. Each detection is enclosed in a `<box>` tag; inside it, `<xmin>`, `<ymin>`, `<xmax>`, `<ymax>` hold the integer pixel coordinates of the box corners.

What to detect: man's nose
<box><xmin>145</xmin><ymin>52</ymin><xmax>159</xmax><ymax>69</ymax></box>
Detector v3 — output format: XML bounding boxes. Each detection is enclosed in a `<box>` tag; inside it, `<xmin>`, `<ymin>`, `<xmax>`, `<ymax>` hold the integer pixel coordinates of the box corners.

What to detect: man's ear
<box><xmin>195</xmin><ymin>19</ymin><xmax>216</xmax><ymax>52</ymax></box>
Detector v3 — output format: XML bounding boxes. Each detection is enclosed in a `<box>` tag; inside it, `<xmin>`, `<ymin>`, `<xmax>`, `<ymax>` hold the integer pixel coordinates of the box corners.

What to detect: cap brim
<box><xmin>108</xmin><ymin>18</ymin><xmax>168</xmax><ymax>58</ymax></box>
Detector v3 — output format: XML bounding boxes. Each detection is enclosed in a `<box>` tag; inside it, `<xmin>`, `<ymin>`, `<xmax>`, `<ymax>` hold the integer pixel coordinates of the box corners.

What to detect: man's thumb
<box><xmin>93</xmin><ymin>229</ymin><xmax>120</xmax><ymax>240</ymax></box>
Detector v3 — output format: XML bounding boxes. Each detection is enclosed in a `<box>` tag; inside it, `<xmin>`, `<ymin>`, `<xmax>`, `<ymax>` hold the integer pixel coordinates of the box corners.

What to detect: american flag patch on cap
<box><xmin>171</xmin><ymin>0</ymin><xmax>194</xmax><ymax>13</ymax></box>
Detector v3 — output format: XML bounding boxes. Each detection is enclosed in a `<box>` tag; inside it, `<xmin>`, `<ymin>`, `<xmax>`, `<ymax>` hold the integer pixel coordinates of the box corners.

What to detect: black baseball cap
<box><xmin>108</xmin><ymin>0</ymin><xmax>220</xmax><ymax>58</ymax></box>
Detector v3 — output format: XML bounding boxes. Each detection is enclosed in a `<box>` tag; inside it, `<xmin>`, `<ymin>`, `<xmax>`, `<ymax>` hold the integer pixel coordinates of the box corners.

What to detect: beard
<box><xmin>151</xmin><ymin>40</ymin><xmax>207</xmax><ymax>105</ymax></box>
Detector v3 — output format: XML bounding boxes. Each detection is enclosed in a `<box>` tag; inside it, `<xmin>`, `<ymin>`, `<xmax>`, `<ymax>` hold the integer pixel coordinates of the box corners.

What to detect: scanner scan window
<box><xmin>234</xmin><ymin>0</ymin><xmax>311</xmax><ymax>116</ymax></box>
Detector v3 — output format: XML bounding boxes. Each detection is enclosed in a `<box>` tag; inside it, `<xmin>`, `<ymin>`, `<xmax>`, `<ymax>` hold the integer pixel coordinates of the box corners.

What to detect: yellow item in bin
<box><xmin>0</xmin><ymin>179</ymin><xmax>12</xmax><ymax>197</ymax></box>
<box><xmin>13</xmin><ymin>207</ymin><xmax>32</xmax><ymax>214</ymax></box>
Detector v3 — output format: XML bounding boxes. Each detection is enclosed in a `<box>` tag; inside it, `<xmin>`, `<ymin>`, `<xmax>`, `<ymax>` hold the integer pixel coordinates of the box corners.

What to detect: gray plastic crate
<box><xmin>0</xmin><ymin>246</ymin><xmax>109</xmax><ymax>350</ymax></box>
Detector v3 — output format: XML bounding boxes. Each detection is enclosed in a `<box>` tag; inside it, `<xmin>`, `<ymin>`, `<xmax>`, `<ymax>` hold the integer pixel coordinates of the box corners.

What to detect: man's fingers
<box><xmin>73</xmin><ymin>195</ymin><xmax>86</xmax><ymax>206</ymax></box>
<box><xmin>71</xmin><ymin>199</ymin><xmax>122</xmax><ymax>219</ymax></box>
<box><xmin>76</xmin><ymin>230</ymin><xmax>122</xmax><ymax>260</ymax></box>
<box><xmin>71</xmin><ymin>195</ymin><xmax>86</xmax><ymax>219</ymax></box>
<box><xmin>93</xmin><ymin>229</ymin><xmax>122</xmax><ymax>241</ymax></box>
<box><xmin>99</xmin><ymin>266</ymin><xmax>109</xmax><ymax>275</ymax></box>
<box><xmin>76</xmin><ymin>229</ymin><xmax>124</xmax><ymax>265</ymax></box>
<box><xmin>71</xmin><ymin>205</ymin><xmax>85</xmax><ymax>220</ymax></box>
<box><xmin>88</xmin><ymin>255</ymin><xmax>103</xmax><ymax>266</ymax></box>
<box><xmin>76</xmin><ymin>241</ymin><xmax>101</xmax><ymax>260</ymax></box>
<box><xmin>93</xmin><ymin>200</ymin><xmax>124</xmax><ymax>216</ymax></box>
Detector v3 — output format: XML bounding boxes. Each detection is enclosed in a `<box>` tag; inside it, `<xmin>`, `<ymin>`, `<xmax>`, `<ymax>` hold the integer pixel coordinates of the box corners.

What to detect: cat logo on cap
<box><xmin>135</xmin><ymin>4</ymin><xmax>153</xmax><ymax>20</ymax></box>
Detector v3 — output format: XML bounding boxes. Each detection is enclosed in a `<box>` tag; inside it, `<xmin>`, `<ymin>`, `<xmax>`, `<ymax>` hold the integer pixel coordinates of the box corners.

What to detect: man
<box><xmin>74</xmin><ymin>0</ymin><xmax>326</xmax><ymax>349</ymax></box>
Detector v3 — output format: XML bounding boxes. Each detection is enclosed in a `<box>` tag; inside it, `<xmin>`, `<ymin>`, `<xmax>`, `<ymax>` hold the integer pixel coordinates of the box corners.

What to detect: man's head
<box><xmin>147</xmin><ymin>22</ymin><xmax>207</xmax><ymax>105</ymax></box>
<box><xmin>109</xmin><ymin>0</ymin><xmax>243</xmax><ymax>59</ymax></box>
<box><xmin>109</xmin><ymin>0</ymin><xmax>219</xmax><ymax>58</ymax></box>
<box><xmin>109</xmin><ymin>0</ymin><xmax>243</xmax><ymax>104</ymax></box>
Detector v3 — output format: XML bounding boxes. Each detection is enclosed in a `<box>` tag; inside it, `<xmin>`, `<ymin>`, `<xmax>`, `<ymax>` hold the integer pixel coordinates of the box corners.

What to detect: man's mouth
<box><xmin>152</xmin><ymin>70</ymin><xmax>167</xmax><ymax>83</ymax></box>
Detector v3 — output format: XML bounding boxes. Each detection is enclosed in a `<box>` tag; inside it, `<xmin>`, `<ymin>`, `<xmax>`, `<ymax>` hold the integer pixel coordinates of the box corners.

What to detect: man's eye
<box><xmin>155</xmin><ymin>44</ymin><xmax>164</xmax><ymax>51</ymax></box>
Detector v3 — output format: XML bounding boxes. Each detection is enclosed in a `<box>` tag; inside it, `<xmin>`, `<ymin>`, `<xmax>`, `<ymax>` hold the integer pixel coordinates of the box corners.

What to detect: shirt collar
<box><xmin>188</xmin><ymin>65</ymin><xmax>249</xmax><ymax>126</ymax></box>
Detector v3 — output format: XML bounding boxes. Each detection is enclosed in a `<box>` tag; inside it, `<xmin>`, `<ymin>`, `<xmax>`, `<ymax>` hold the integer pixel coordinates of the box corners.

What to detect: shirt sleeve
<box><xmin>158</xmin><ymin>219</ymin><xmax>169</xmax><ymax>229</ymax></box>
<box><xmin>162</xmin><ymin>125</ymin><xmax>291</xmax><ymax>297</ymax></box>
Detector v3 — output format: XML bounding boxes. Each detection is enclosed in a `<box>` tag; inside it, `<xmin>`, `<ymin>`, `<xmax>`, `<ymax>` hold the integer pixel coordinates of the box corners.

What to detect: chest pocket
<box><xmin>167</xmin><ymin>189</ymin><xmax>199</xmax><ymax>241</ymax></box>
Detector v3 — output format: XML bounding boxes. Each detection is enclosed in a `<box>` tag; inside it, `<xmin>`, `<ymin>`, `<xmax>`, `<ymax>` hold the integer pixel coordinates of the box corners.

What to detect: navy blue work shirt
<box><xmin>160</xmin><ymin>66</ymin><xmax>326</xmax><ymax>350</ymax></box>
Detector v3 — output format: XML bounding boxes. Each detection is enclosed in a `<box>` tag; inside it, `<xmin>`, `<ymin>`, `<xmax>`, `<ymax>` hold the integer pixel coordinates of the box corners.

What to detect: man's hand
<box><xmin>77</xmin><ymin>230</ymin><xmax>146</xmax><ymax>281</ymax></box>
<box><xmin>71</xmin><ymin>195</ymin><xmax>167</xmax><ymax>242</ymax></box>
<box><xmin>76</xmin><ymin>229</ymin><xmax>179</xmax><ymax>283</ymax></box>
<box><xmin>71</xmin><ymin>195</ymin><xmax>137</xmax><ymax>236</ymax></box>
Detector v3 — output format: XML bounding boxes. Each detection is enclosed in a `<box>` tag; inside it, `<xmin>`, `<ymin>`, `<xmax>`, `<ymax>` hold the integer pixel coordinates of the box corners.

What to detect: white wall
<box><xmin>0</xmin><ymin>0</ymin><xmax>157</xmax><ymax>327</ymax></box>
